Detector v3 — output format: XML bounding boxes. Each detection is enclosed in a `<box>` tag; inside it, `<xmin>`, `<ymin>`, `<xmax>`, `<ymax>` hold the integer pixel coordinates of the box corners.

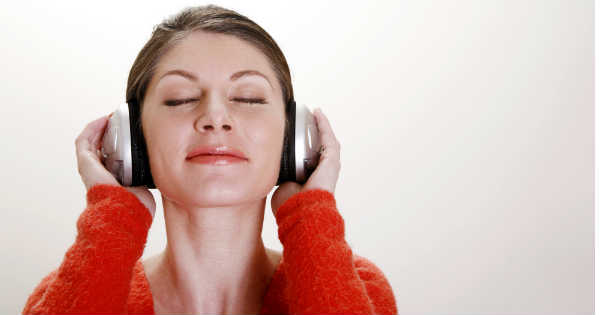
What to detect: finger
<box><xmin>84</xmin><ymin>115</ymin><xmax>110</xmax><ymax>141</ymax></box>
<box><xmin>75</xmin><ymin>115</ymin><xmax>109</xmax><ymax>153</ymax></box>
<box><xmin>76</xmin><ymin>148</ymin><xmax>101</xmax><ymax>174</ymax></box>
<box><xmin>90</xmin><ymin>115</ymin><xmax>111</xmax><ymax>150</ymax></box>
<box><xmin>303</xmin><ymin>159</ymin><xmax>339</xmax><ymax>195</ymax></box>
<box><xmin>314</xmin><ymin>109</ymin><xmax>340</xmax><ymax>160</ymax></box>
<box><xmin>314</xmin><ymin>109</ymin><xmax>333</xmax><ymax>142</ymax></box>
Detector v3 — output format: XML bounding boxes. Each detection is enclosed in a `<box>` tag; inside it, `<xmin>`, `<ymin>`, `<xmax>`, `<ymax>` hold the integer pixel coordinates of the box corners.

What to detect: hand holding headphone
<box><xmin>100</xmin><ymin>100</ymin><xmax>321</xmax><ymax>188</ymax></box>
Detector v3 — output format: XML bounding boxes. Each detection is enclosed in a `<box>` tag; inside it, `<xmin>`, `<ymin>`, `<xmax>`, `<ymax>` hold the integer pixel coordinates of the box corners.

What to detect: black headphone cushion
<box><xmin>128</xmin><ymin>102</ymin><xmax>156</xmax><ymax>189</ymax></box>
<box><xmin>277</xmin><ymin>100</ymin><xmax>296</xmax><ymax>185</ymax></box>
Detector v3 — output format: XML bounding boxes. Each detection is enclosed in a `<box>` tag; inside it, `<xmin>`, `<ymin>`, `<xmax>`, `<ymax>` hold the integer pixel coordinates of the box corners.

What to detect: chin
<box><xmin>164</xmin><ymin>177</ymin><xmax>270</xmax><ymax>207</ymax></box>
<box><xmin>192</xmin><ymin>184</ymin><xmax>253</xmax><ymax>207</ymax></box>
<box><xmin>156</xmin><ymin>166</ymin><xmax>278</xmax><ymax>207</ymax></box>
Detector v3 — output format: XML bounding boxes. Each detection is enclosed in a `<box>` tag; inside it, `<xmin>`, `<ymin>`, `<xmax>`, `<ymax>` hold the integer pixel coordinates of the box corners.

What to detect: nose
<box><xmin>194</xmin><ymin>97</ymin><xmax>233</xmax><ymax>133</ymax></box>
<box><xmin>201</xmin><ymin>123</ymin><xmax>232</xmax><ymax>132</ymax></box>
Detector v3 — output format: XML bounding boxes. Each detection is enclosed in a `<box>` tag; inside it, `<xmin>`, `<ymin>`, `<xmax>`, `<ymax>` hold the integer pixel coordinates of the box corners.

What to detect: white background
<box><xmin>0</xmin><ymin>0</ymin><xmax>593</xmax><ymax>314</ymax></box>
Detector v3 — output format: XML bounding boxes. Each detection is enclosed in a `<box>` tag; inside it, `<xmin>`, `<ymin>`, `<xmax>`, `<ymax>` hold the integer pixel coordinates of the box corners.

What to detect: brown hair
<box><xmin>125</xmin><ymin>4</ymin><xmax>294</xmax><ymax>110</ymax></box>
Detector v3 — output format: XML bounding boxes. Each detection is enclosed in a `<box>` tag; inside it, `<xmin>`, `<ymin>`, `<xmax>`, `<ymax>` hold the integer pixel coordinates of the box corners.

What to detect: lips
<box><xmin>186</xmin><ymin>145</ymin><xmax>248</xmax><ymax>161</ymax></box>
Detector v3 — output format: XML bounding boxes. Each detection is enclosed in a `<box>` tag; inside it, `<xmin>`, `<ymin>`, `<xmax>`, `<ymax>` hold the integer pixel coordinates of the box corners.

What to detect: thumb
<box><xmin>271</xmin><ymin>182</ymin><xmax>301</xmax><ymax>217</ymax></box>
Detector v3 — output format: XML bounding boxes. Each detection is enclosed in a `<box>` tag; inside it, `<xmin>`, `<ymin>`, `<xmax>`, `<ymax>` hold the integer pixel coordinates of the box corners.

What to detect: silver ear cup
<box><xmin>294</xmin><ymin>103</ymin><xmax>321</xmax><ymax>183</ymax></box>
<box><xmin>100</xmin><ymin>103</ymin><xmax>133</xmax><ymax>186</ymax></box>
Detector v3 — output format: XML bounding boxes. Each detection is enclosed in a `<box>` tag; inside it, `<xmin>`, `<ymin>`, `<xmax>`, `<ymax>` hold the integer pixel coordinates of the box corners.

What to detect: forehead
<box><xmin>155</xmin><ymin>31</ymin><xmax>275</xmax><ymax>81</ymax></box>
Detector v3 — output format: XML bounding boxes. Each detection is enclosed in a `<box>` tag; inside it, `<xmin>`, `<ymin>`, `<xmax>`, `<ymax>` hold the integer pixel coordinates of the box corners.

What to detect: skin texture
<box><xmin>140</xmin><ymin>31</ymin><xmax>286</xmax><ymax>314</ymax></box>
<box><xmin>119</xmin><ymin>30</ymin><xmax>342</xmax><ymax>314</ymax></box>
<box><xmin>142</xmin><ymin>32</ymin><xmax>286</xmax><ymax>213</ymax></box>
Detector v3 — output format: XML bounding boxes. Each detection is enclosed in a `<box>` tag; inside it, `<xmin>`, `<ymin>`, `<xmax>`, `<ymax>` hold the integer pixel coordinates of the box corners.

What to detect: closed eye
<box><xmin>232</xmin><ymin>97</ymin><xmax>267</xmax><ymax>104</ymax></box>
<box><xmin>164</xmin><ymin>98</ymin><xmax>198</xmax><ymax>106</ymax></box>
<box><xmin>164</xmin><ymin>97</ymin><xmax>267</xmax><ymax>106</ymax></box>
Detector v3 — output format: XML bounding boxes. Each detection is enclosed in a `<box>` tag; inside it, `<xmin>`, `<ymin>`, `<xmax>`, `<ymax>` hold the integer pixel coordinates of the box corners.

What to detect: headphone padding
<box><xmin>277</xmin><ymin>100</ymin><xmax>296</xmax><ymax>185</ymax></box>
<box><xmin>128</xmin><ymin>102</ymin><xmax>156</xmax><ymax>188</ymax></box>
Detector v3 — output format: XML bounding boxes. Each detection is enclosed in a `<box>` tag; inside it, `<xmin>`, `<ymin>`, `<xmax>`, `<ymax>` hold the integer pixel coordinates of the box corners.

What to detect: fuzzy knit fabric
<box><xmin>22</xmin><ymin>184</ymin><xmax>397</xmax><ymax>314</ymax></box>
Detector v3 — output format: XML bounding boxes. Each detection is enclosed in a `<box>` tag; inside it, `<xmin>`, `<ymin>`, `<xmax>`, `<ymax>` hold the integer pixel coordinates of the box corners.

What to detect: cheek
<box><xmin>144</xmin><ymin>117</ymin><xmax>186</xmax><ymax>171</ymax></box>
<box><xmin>245</xmin><ymin>116</ymin><xmax>285</xmax><ymax>164</ymax></box>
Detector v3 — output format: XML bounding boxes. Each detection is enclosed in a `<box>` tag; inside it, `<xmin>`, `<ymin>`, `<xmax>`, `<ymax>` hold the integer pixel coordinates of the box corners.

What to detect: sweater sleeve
<box><xmin>22</xmin><ymin>184</ymin><xmax>153</xmax><ymax>314</ymax></box>
<box><xmin>275</xmin><ymin>189</ymin><xmax>397</xmax><ymax>315</ymax></box>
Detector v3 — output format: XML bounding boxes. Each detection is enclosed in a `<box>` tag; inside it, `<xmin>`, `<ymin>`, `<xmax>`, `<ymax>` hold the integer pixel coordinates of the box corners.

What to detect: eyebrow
<box><xmin>158</xmin><ymin>69</ymin><xmax>273</xmax><ymax>89</ymax></box>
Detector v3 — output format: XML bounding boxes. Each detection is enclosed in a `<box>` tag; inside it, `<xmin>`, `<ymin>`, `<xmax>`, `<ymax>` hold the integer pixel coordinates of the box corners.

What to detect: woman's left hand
<box><xmin>271</xmin><ymin>108</ymin><xmax>341</xmax><ymax>216</ymax></box>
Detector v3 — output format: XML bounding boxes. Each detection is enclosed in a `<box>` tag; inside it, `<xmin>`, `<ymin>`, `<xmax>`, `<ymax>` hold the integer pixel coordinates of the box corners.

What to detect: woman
<box><xmin>22</xmin><ymin>5</ymin><xmax>397</xmax><ymax>314</ymax></box>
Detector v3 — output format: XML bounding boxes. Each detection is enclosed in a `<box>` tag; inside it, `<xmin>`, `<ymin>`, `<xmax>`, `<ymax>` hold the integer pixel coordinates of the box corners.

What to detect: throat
<box><xmin>142</xmin><ymin>248</ymin><xmax>282</xmax><ymax>314</ymax></box>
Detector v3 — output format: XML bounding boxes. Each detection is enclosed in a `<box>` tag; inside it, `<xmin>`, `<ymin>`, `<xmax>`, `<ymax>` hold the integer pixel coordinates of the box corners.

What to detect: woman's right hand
<box><xmin>75</xmin><ymin>114</ymin><xmax>156</xmax><ymax>218</ymax></box>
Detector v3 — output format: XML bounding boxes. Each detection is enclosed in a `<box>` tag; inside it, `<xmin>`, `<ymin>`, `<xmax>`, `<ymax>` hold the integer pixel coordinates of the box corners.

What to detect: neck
<box><xmin>152</xmin><ymin>194</ymin><xmax>275</xmax><ymax>314</ymax></box>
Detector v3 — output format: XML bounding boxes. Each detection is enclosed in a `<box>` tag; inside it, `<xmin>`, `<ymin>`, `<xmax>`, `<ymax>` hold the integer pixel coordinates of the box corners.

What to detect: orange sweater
<box><xmin>22</xmin><ymin>184</ymin><xmax>397</xmax><ymax>314</ymax></box>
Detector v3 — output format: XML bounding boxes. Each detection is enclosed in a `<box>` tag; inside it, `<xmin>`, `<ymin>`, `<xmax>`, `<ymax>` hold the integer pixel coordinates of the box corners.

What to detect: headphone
<box><xmin>100</xmin><ymin>99</ymin><xmax>321</xmax><ymax>188</ymax></box>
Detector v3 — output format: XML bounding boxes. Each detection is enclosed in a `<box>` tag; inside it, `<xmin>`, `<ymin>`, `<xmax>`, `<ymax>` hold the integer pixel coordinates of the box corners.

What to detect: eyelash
<box><xmin>164</xmin><ymin>97</ymin><xmax>267</xmax><ymax>106</ymax></box>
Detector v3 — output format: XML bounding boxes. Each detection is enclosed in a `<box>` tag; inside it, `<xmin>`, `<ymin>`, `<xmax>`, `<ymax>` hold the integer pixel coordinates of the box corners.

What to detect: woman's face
<box><xmin>141</xmin><ymin>31</ymin><xmax>286</xmax><ymax>207</ymax></box>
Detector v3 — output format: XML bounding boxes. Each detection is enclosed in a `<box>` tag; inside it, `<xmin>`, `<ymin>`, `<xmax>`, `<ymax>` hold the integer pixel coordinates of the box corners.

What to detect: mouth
<box><xmin>186</xmin><ymin>145</ymin><xmax>248</xmax><ymax>164</ymax></box>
